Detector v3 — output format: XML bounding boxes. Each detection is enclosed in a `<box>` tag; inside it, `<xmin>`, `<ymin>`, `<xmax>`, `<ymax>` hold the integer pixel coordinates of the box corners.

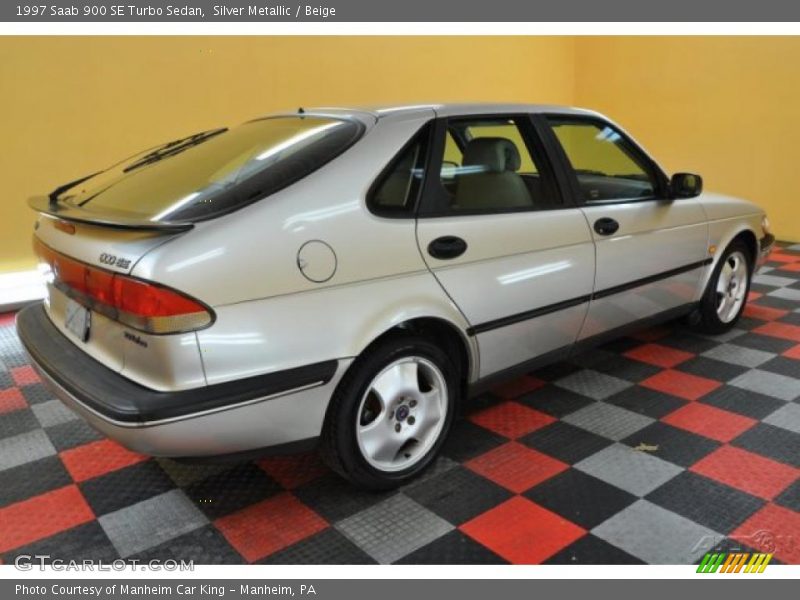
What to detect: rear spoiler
<box><xmin>28</xmin><ymin>195</ymin><xmax>194</xmax><ymax>232</ymax></box>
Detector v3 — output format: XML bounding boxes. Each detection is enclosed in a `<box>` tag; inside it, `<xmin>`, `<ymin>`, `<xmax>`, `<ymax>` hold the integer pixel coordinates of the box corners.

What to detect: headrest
<box><xmin>461</xmin><ymin>137</ymin><xmax>521</xmax><ymax>173</ymax></box>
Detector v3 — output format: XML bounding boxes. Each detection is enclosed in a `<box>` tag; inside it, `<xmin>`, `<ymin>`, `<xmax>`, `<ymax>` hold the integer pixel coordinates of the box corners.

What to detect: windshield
<box><xmin>63</xmin><ymin>116</ymin><xmax>363</xmax><ymax>222</ymax></box>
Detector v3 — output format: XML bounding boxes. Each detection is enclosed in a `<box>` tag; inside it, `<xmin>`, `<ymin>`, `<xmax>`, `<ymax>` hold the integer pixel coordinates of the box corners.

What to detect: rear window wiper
<box><xmin>122</xmin><ymin>128</ymin><xmax>228</xmax><ymax>173</ymax></box>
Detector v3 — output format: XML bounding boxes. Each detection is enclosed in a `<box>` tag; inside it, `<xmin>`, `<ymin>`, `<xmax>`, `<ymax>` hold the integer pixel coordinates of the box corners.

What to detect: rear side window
<box><xmin>368</xmin><ymin>125</ymin><xmax>430</xmax><ymax>216</ymax></box>
<box><xmin>66</xmin><ymin>116</ymin><xmax>364</xmax><ymax>222</ymax></box>
<box><xmin>547</xmin><ymin>118</ymin><xmax>659</xmax><ymax>203</ymax></box>
<box><xmin>436</xmin><ymin>117</ymin><xmax>557</xmax><ymax>213</ymax></box>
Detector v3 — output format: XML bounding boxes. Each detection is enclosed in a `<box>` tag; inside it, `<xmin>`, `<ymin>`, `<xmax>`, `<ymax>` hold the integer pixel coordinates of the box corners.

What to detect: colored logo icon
<box><xmin>697</xmin><ymin>552</ymin><xmax>773</xmax><ymax>573</ymax></box>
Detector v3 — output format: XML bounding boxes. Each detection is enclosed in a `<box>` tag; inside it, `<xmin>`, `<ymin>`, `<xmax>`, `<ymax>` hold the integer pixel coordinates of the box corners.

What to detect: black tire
<box><xmin>320</xmin><ymin>334</ymin><xmax>459</xmax><ymax>490</ymax></box>
<box><xmin>691</xmin><ymin>239</ymin><xmax>753</xmax><ymax>334</ymax></box>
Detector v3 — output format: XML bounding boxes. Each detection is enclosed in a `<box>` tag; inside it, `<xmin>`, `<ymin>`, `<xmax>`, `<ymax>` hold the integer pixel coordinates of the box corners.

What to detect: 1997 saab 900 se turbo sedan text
<box><xmin>17</xmin><ymin>104</ymin><xmax>775</xmax><ymax>489</ymax></box>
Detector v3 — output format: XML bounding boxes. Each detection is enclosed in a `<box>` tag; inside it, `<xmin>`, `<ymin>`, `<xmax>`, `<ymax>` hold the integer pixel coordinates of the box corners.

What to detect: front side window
<box><xmin>436</xmin><ymin>117</ymin><xmax>556</xmax><ymax>213</ymax></box>
<box><xmin>61</xmin><ymin>116</ymin><xmax>363</xmax><ymax>222</ymax></box>
<box><xmin>547</xmin><ymin>118</ymin><xmax>659</xmax><ymax>203</ymax></box>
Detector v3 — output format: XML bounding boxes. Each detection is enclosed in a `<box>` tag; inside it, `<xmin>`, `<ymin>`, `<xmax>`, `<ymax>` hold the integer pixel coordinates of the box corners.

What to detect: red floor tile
<box><xmin>466</xmin><ymin>442</ymin><xmax>568</xmax><ymax>493</ymax></box>
<box><xmin>60</xmin><ymin>439</ymin><xmax>148</xmax><ymax>483</ymax></box>
<box><xmin>0</xmin><ymin>387</ymin><xmax>27</xmax><ymax>414</ymax></box>
<box><xmin>640</xmin><ymin>369</ymin><xmax>722</xmax><ymax>401</ymax></box>
<box><xmin>0</xmin><ymin>312</ymin><xmax>15</xmax><ymax>328</ymax></box>
<box><xmin>744</xmin><ymin>304</ymin><xmax>789</xmax><ymax>322</ymax></box>
<box><xmin>461</xmin><ymin>496</ymin><xmax>586</xmax><ymax>564</ymax></box>
<box><xmin>215</xmin><ymin>492</ymin><xmax>327</xmax><ymax>562</ymax></box>
<box><xmin>11</xmin><ymin>365</ymin><xmax>40</xmax><ymax>387</ymax></box>
<box><xmin>690</xmin><ymin>446</ymin><xmax>798</xmax><ymax>500</ymax></box>
<box><xmin>731</xmin><ymin>504</ymin><xmax>800</xmax><ymax>564</ymax></box>
<box><xmin>748</xmin><ymin>291</ymin><xmax>763</xmax><ymax>302</ymax></box>
<box><xmin>783</xmin><ymin>344</ymin><xmax>800</xmax><ymax>360</ymax></box>
<box><xmin>767</xmin><ymin>252</ymin><xmax>799</xmax><ymax>264</ymax></box>
<box><xmin>469</xmin><ymin>401</ymin><xmax>555</xmax><ymax>439</ymax></box>
<box><xmin>0</xmin><ymin>485</ymin><xmax>94</xmax><ymax>553</ymax></box>
<box><xmin>662</xmin><ymin>403</ymin><xmax>757</xmax><ymax>443</ymax></box>
<box><xmin>754</xmin><ymin>322</ymin><xmax>800</xmax><ymax>343</ymax></box>
<box><xmin>491</xmin><ymin>375</ymin><xmax>546</xmax><ymax>399</ymax></box>
<box><xmin>624</xmin><ymin>343</ymin><xmax>694</xmax><ymax>368</ymax></box>
<box><xmin>779</xmin><ymin>262</ymin><xmax>800</xmax><ymax>273</ymax></box>
<box><xmin>257</xmin><ymin>452</ymin><xmax>329</xmax><ymax>489</ymax></box>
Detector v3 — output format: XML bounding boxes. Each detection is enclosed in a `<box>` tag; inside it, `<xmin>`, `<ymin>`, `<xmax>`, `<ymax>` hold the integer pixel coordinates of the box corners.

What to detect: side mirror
<box><xmin>670</xmin><ymin>172</ymin><xmax>703</xmax><ymax>199</ymax></box>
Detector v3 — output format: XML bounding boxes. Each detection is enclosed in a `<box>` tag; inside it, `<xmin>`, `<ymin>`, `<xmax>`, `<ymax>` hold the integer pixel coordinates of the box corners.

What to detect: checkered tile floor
<box><xmin>1</xmin><ymin>244</ymin><xmax>800</xmax><ymax>565</ymax></box>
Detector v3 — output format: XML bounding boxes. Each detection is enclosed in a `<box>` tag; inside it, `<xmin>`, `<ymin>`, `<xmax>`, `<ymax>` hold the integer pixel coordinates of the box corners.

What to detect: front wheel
<box><xmin>320</xmin><ymin>335</ymin><xmax>458</xmax><ymax>490</ymax></box>
<box><xmin>692</xmin><ymin>240</ymin><xmax>753</xmax><ymax>334</ymax></box>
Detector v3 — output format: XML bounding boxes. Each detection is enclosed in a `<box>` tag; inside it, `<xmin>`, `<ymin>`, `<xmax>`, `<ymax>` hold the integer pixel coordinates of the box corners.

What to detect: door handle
<box><xmin>428</xmin><ymin>236</ymin><xmax>468</xmax><ymax>260</ymax></box>
<box><xmin>594</xmin><ymin>217</ymin><xmax>620</xmax><ymax>236</ymax></box>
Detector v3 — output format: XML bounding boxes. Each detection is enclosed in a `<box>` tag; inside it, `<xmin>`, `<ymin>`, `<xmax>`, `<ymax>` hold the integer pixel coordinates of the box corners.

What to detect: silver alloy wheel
<box><xmin>716</xmin><ymin>250</ymin><xmax>749</xmax><ymax>323</ymax></box>
<box><xmin>355</xmin><ymin>356</ymin><xmax>448</xmax><ymax>473</ymax></box>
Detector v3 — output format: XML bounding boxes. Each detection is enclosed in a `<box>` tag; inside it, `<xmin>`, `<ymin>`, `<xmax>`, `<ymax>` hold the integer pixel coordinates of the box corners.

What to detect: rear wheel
<box><xmin>320</xmin><ymin>335</ymin><xmax>458</xmax><ymax>490</ymax></box>
<box><xmin>692</xmin><ymin>240</ymin><xmax>752</xmax><ymax>334</ymax></box>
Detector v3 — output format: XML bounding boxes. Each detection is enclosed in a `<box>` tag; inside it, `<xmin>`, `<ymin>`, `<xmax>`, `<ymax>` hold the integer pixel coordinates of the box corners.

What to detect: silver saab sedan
<box><xmin>17</xmin><ymin>103</ymin><xmax>775</xmax><ymax>489</ymax></box>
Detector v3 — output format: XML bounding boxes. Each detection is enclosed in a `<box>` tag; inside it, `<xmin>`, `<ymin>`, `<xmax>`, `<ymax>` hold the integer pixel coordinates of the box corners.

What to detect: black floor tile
<box><xmin>520</xmin><ymin>422</ymin><xmax>614</xmax><ymax>465</ymax></box>
<box><xmin>545</xmin><ymin>534</ymin><xmax>645</xmax><ymax>565</ymax></box>
<box><xmin>605</xmin><ymin>386</ymin><xmax>688</xmax><ymax>419</ymax></box>
<box><xmin>0</xmin><ymin>455</ymin><xmax>72</xmax><ymax>508</ymax></box>
<box><xmin>733</xmin><ymin>333</ymin><xmax>796</xmax><ymax>354</ymax></box>
<box><xmin>621</xmin><ymin>422</ymin><xmax>721</xmax><ymax>468</ymax></box>
<box><xmin>646</xmin><ymin>472</ymin><xmax>765</xmax><ymax>534</ymax></box>
<box><xmin>397</xmin><ymin>530</ymin><xmax>507</xmax><ymax>564</ymax></box>
<box><xmin>260</xmin><ymin>527</ymin><xmax>376</xmax><ymax>564</ymax></box>
<box><xmin>134</xmin><ymin>524</ymin><xmax>243</xmax><ymax>565</ymax></box>
<box><xmin>441</xmin><ymin>419</ymin><xmax>506</xmax><ymax>463</ymax></box>
<box><xmin>294</xmin><ymin>474</ymin><xmax>395</xmax><ymax>523</ymax></box>
<box><xmin>80</xmin><ymin>460</ymin><xmax>176</xmax><ymax>517</ymax></box>
<box><xmin>404</xmin><ymin>466</ymin><xmax>512</xmax><ymax>526</ymax></box>
<box><xmin>518</xmin><ymin>384</ymin><xmax>594</xmax><ymax>418</ymax></box>
<box><xmin>524</xmin><ymin>469</ymin><xmax>637</xmax><ymax>529</ymax></box>
<box><xmin>699</xmin><ymin>385</ymin><xmax>787</xmax><ymax>420</ymax></box>
<box><xmin>677</xmin><ymin>356</ymin><xmax>749</xmax><ymax>382</ymax></box>
<box><xmin>732</xmin><ymin>423</ymin><xmax>800</xmax><ymax>468</ymax></box>
<box><xmin>184</xmin><ymin>462</ymin><xmax>282</xmax><ymax>520</ymax></box>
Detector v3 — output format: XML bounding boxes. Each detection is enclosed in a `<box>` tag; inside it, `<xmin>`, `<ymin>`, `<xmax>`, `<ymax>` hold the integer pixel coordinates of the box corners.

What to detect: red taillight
<box><xmin>34</xmin><ymin>238</ymin><xmax>213</xmax><ymax>334</ymax></box>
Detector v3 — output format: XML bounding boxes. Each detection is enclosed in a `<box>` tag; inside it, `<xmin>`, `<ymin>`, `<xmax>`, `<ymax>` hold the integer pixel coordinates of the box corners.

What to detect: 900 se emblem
<box><xmin>99</xmin><ymin>253</ymin><xmax>132</xmax><ymax>270</ymax></box>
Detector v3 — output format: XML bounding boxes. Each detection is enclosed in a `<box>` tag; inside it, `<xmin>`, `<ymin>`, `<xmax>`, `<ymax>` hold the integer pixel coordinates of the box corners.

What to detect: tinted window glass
<box><xmin>438</xmin><ymin>118</ymin><xmax>555</xmax><ymax>212</ymax></box>
<box><xmin>548</xmin><ymin>119</ymin><xmax>658</xmax><ymax>202</ymax></box>
<box><xmin>65</xmin><ymin>117</ymin><xmax>363</xmax><ymax>222</ymax></box>
<box><xmin>369</xmin><ymin>128</ymin><xmax>428</xmax><ymax>214</ymax></box>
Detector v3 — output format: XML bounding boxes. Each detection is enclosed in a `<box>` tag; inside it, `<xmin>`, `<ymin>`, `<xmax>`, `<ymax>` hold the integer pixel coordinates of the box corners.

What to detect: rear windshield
<box><xmin>63</xmin><ymin>116</ymin><xmax>363</xmax><ymax>222</ymax></box>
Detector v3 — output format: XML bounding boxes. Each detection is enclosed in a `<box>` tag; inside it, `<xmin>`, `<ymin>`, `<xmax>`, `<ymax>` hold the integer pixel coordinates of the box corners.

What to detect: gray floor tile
<box><xmin>98</xmin><ymin>489</ymin><xmax>208</xmax><ymax>557</ymax></box>
<box><xmin>702</xmin><ymin>343</ymin><xmax>775</xmax><ymax>368</ymax></box>
<box><xmin>32</xmin><ymin>399</ymin><xmax>79</xmax><ymax>428</ymax></box>
<box><xmin>592</xmin><ymin>500</ymin><xmax>718</xmax><ymax>564</ymax></box>
<box><xmin>753</xmin><ymin>274</ymin><xmax>796</xmax><ymax>288</ymax></box>
<box><xmin>763</xmin><ymin>403</ymin><xmax>800</xmax><ymax>434</ymax></box>
<box><xmin>555</xmin><ymin>369</ymin><xmax>633</xmax><ymax>401</ymax></box>
<box><xmin>335</xmin><ymin>494</ymin><xmax>453</xmax><ymax>564</ymax></box>
<box><xmin>562</xmin><ymin>402</ymin><xmax>654</xmax><ymax>441</ymax></box>
<box><xmin>575</xmin><ymin>443</ymin><xmax>682</xmax><ymax>496</ymax></box>
<box><xmin>0</xmin><ymin>429</ymin><xmax>56</xmax><ymax>471</ymax></box>
<box><xmin>768</xmin><ymin>287</ymin><xmax>800</xmax><ymax>302</ymax></box>
<box><xmin>729</xmin><ymin>369</ymin><xmax>800</xmax><ymax>402</ymax></box>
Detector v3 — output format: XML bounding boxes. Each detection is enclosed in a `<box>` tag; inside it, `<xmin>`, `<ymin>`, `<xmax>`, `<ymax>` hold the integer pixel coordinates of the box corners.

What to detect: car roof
<box><xmin>273</xmin><ymin>103</ymin><xmax>600</xmax><ymax>122</ymax></box>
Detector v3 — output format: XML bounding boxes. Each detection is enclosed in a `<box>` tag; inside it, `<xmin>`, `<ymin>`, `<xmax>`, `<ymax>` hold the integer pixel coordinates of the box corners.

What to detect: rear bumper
<box><xmin>16</xmin><ymin>304</ymin><xmax>348</xmax><ymax>456</ymax></box>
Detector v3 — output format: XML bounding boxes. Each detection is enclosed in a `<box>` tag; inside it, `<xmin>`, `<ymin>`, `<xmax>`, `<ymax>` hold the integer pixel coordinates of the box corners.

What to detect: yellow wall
<box><xmin>1</xmin><ymin>36</ymin><xmax>799</xmax><ymax>274</ymax></box>
<box><xmin>574</xmin><ymin>37</ymin><xmax>800</xmax><ymax>241</ymax></box>
<box><xmin>0</xmin><ymin>36</ymin><xmax>575</xmax><ymax>273</ymax></box>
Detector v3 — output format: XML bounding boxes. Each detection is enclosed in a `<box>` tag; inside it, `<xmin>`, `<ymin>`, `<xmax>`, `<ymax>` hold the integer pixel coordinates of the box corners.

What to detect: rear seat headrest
<box><xmin>461</xmin><ymin>137</ymin><xmax>521</xmax><ymax>173</ymax></box>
